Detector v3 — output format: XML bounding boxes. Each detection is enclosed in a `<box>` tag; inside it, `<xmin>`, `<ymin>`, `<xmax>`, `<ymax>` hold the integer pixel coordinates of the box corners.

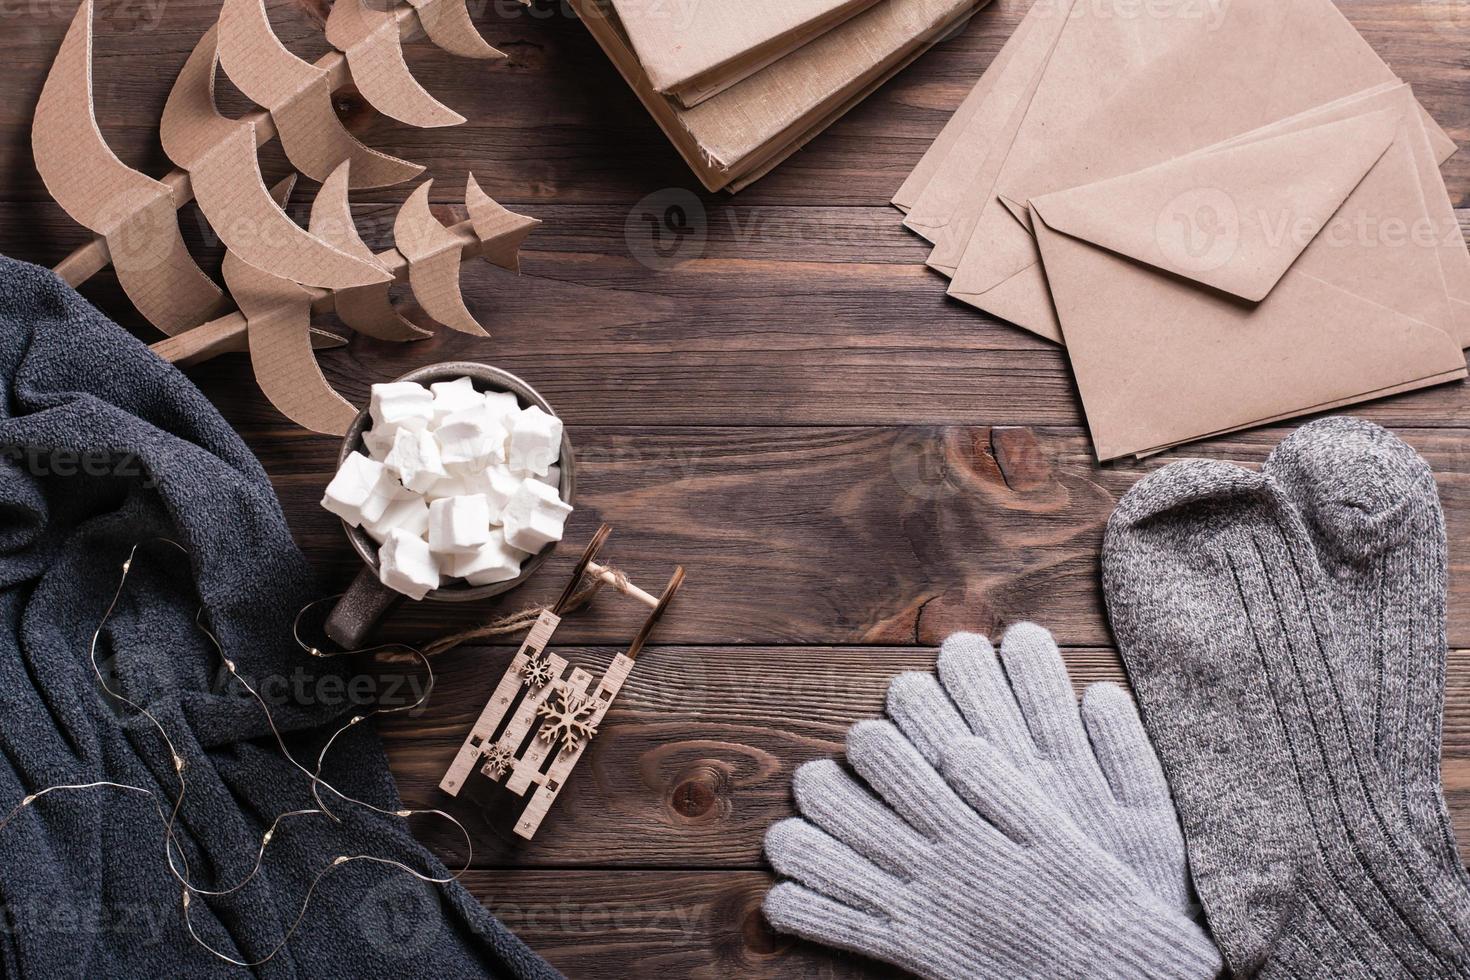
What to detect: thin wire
<box><xmin>1</xmin><ymin>538</ymin><xmax>480</xmax><ymax>968</ymax></box>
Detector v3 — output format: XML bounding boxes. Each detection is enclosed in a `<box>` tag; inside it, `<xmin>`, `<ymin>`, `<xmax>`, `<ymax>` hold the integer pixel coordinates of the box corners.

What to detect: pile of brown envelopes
<box><xmin>564</xmin><ymin>0</ymin><xmax>993</xmax><ymax>191</ymax></box>
<box><xmin>896</xmin><ymin>0</ymin><xmax>1470</xmax><ymax>461</ymax></box>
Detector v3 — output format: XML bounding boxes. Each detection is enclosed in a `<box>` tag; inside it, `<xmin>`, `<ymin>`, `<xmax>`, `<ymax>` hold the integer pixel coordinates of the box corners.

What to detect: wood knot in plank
<box><xmin>947</xmin><ymin>426</ymin><xmax>1051</xmax><ymax>493</ymax></box>
<box><xmin>743</xmin><ymin>897</ymin><xmax>789</xmax><ymax>956</ymax></box>
<box><xmin>670</xmin><ymin>764</ymin><xmax>725</xmax><ymax>819</ymax></box>
<box><xmin>987</xmin><ymin>426</ymin><xmax>1051</xmax><ymax>492</ymax></box>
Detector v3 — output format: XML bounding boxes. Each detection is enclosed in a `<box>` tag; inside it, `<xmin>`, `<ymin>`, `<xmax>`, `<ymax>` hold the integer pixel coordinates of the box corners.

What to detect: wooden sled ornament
<box><xmin>440</xmin><ymin>525</ymin><xmax>685</xmax><ymax>839</ymax></box>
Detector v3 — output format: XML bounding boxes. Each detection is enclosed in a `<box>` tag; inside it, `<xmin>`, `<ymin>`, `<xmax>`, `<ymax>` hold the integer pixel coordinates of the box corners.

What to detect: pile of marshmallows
<box><xmin>321</xmin><ymin>377</ymin><xmax>572</xmax><ymax>600</ymax></box>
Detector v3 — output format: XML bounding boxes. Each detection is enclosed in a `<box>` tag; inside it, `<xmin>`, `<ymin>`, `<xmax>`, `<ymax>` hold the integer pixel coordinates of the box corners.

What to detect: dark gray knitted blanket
<box><xmin>0</xmin><ymin>256</ymin><xmax>559</xmax><ymax>979</ymax></box>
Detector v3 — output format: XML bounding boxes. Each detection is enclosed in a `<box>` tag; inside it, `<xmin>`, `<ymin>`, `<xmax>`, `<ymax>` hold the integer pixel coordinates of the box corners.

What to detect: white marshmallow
<box><xmin>363</xmin><ymin>479</ymin><xmax>413</xmax><ymax>526</ymax></box>
<box><xmin>450</xmin><ymin>528</ymin><xmax>529</xmax><ymax>586</ymax></box>
<box><xmin>483</xmin><ymin>390</ymin><xmax>521</xmax><ymax>427</ymax></box>
<box><xmin>482</xmin><ymin>468</ymin><xmax>520</xmax><ymax>521</ymax></box>
<box><xmin>370</xmin><ymin>382</ymin><xmax>434</xmax><ymax>431</ymax></box>
<box><xmin>514</xmin><ymin>465</ymin><xmax>560</xmax><ymax>490</ymax></box>
<box><xmin>429</xmin><ymin>464</ymin><xmax>508</xmax><ymax>498</ymax></box>
<box><xmin>457</xmin><ymin>466</ymin><xmax>491</xmax><ymax>493</ymax></box>
<box><xmin>428</xmin><ymin>494</ymin><xmax>493</xmax><ymax>554</ymax></box>
<box><xmin>325</xmin><ymin>377</ymin><xmax>576</xmax><ymax>594</ymax></box>
<box><xmin>502</xmin><ymin>479</ymin><xmax>572</xmax><ymax>553</ymax></box>
<box><xmin>383</xmin><ymin>425</ymin><xmax>447</xmax><ymax>494</ymax></box>
<box><xmin>507</xmin><ymin>405</ymin><xmax>562</xmax><ymax>477</ymax></box>
<box><xmin>436</xmin><ymin>405</ymin><xmax>508</xmax><ymax>475</ymax></box>
<box><xmin>424</xmin><ymin>475</ymin><xmax>467</xmax><ymax>501</ymax></box>
<box><xmin>436</xmin><ymin>467</ymin><xmax>516</xmax><ymax>522</ymax></box>
<box><xmin>362</xmin><ymin>425</ymin><xmax>395</xmax><ymax>461</ymax></box>
<box><xmin>365</xmin><ymin>494</ymin><xmax>430</xmax><ymax>544</ymax></box>
<box><xmin>321</xmin><ymin>452</ymin><xmax>400</xmax><ymax>527</ymax></box>
<box><xmin>378</xmin><ymin>528</ymin><xmax>440</xmax><ymax>600</ymax></box>
<box><xmin>431</xmin><ymin>377</ymin><xmax>484</xmax><ymax>425</ymax></box>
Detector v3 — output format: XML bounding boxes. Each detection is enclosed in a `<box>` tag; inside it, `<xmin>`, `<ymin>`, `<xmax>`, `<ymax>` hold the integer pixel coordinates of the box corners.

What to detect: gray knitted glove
<box><xmin>763</xmin><ymin>720</ymin><xmax>1222</xmax><ymax>980</ymax></box>
<box><xmin>886</xmin><ymin>623</ymin><xmax>1195</xmax><ymax>914</ymax></box>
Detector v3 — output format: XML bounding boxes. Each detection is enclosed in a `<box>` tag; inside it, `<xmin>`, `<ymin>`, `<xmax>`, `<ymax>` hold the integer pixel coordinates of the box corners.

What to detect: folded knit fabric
<box><xmin>0</xmin><ymin>256</ymin><xmax>558</xmax><ymax>978</ymax></box>
<box><xmin>1104</xmin><ymin>456</ymin><xmax>1470</xmax><ymax>977</ymax></box>
<box><xmin>763</xmin><ymin>676</ymin><xmax>1220</xmax><ymax>977</ymax></box>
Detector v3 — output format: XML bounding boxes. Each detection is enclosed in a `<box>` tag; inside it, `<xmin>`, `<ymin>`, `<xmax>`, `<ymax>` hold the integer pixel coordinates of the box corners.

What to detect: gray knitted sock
<box><xmin>763</xmin><ymin>720</ymin><xmax>1222</xmax><ymax>979</ymax></box>
<box><xmin>885</xmin><ymin>623</ymin><xmax>1195</xmax><ymax>914</ymax></box>
<box><xmin>1103</xmin><ymin>459</ymin><xmax>1470</xmax><ymax>977</ymax></box>
<box><xmin>1267</xmin><ymin>417</ymin><xmax>1463</xmax><ymax>876</ymax></box>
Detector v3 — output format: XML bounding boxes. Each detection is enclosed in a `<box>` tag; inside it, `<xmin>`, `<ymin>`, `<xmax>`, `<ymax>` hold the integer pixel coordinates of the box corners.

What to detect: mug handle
<box><xmin>324</xmin><ymin>567</ymin><xmax>403</xmax><ymax>649</ymax></box>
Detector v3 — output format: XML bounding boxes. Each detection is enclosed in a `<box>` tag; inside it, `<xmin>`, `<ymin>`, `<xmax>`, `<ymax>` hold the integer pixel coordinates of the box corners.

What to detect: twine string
<box><xmin>357</xmin><ymin>563</ymin><xmax>629</xmax><ymax>664</ymax></box>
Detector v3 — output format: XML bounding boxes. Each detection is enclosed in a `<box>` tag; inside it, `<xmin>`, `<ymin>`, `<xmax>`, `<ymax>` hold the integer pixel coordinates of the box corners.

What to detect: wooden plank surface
<box><xmin>463</xmin><ymin>871</ymin><xmax>886</xmax><ymax>977</ymax></box>
<box><xmin>374</xmin><ymin>646</ymin><xmax>1470</xmax><ymax>866</ymax></box>
<box><xmin>2</xmin><ymin>0</ymin><xmax>1469</xmax><ymax>976</ymax></box>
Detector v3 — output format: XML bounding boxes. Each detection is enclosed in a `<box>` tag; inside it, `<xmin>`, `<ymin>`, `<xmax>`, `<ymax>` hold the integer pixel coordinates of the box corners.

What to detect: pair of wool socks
<box><xmin>1104</xmin><ymin>418</ymin><xmax>1470</xmax><ymax>976</ymax></box>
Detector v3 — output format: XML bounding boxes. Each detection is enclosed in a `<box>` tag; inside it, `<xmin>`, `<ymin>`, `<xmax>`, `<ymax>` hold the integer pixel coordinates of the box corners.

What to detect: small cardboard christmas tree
<box><xmin>33</xmin><ymin>0</ymin><xmax>533</xmax><ymax>434</ymax></box>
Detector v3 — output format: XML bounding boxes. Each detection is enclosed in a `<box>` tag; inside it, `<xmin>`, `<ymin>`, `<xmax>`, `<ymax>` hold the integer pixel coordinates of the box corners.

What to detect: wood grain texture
<box><xmin>4</xmin><ymin>202</ymin><xmax>1469</xmax><ymax>431</ymax></box>
<box><xmin>0</xmin><ymin>0</ymin><xmax>1466</xmax><ymax>209</ymax></box>
<box><xmin>377</xmin><ymin>646</ymin><xmax>1470</xmax><ymax>867</ymax></box>
<box><xmin>3</xmin><ymin>0</ymin><xmax>1469</xmax><ymax>974</ymax></box>
<box><xmin>210</xmin><ymin>425</ymin><xmax>1470</xmax><ymax>650</ymax></box>
<box><xmin>463</xmin><ymin>870</ymin><xmax>887</xmax><ymax>977</ymax></box>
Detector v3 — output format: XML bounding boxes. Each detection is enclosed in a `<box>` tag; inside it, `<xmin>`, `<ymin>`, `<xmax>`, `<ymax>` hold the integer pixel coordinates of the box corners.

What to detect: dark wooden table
<box><xmin>4</xmin><ymin>0</ymin><xmax>1469</xmax><ymax>974</ymax></box>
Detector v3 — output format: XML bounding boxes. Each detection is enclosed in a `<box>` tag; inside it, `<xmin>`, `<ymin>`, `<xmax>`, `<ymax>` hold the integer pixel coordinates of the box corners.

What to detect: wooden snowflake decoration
<box><xmin>480</xmin><ymin>743</ymin><xmax>516</xmax><ymax>780</ymax></box>
<box><xmin>535</xmin><ymin>684</ymin><xmax>600</xmax><ymax>753</ymax></box>
<box><xmin>522</xmin><ymin>655</ymin><xmax>556</xmax><ymax>689</ymax></box>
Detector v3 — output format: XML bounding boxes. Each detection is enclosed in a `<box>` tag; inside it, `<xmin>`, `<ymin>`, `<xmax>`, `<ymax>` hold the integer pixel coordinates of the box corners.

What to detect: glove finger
<box><xmin>1079</xmin><ymin>682</ymin><xmax>1173</xmax><ymax>806</ymax></box>
<box><xmin>886</xmin><ymin>672</ymin><xmax>969</xmax><ymax>766</ymax></box>
<box><xmin>998</xmin><ymin>622</ymin><xmax>1090</xmax><ymax>758</ymax></box>
<box><xmin>941</xmin><ymin>735</ymin><xmax>1067</xmax><ymax>846</ymax></box>
<box><xmin>763</xmin><ymin>881</ymin><xmax>899</xmax><ymax>967</ymax></box>
<box><xmin>764</xmin><ymin>817</ymin><xmax>904</xmax><ymax>917</ymax></box>
<box><xmin>937</xmin><ymin>632</ymin><xmax>1033</xmax><ymax>757</ymax></box>
<box><xmin>793</xmin><ymin>759</ymin><xmax>934</xmax><ymax>877</ymax></box>
<box><xmin>846</xmin><ymin>720</ymin><xmax>1005</xmax><ymax>848</ymax></box>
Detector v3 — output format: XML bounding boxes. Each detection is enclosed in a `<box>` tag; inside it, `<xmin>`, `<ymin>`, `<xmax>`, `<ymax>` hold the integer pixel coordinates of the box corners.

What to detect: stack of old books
<box><xmin>567</xmin><ymin>0</ymin><xmax>992</xmax><ymax>191</ymax></box>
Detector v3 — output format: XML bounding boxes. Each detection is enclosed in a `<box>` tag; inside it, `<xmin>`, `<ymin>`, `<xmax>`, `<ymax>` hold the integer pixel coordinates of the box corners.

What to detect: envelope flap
<box><xmin>1029</xmin><ymin>108</ymin><xmax>1403</xmax><ymax>302</ymax></box>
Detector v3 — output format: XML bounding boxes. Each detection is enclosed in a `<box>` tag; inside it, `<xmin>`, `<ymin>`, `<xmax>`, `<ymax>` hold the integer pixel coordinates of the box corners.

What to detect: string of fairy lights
<box><xmin>0</xmin><ymin>539</ymin><xmax>474</xmax><ymax>967</ymax></box>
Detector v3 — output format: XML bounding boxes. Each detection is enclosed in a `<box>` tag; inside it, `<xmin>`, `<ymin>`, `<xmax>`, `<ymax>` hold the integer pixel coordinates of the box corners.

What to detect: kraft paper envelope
<box><xmin>896</xmin><ymin>0</ymin><xmax>1058</xmax><ymax>240</ymax></box>
<box><xmin>890</xmin><ymin>0</ymin><xmax>1040</xmax><ymax>214</ymax></box>
<box><xmin>612</xmin><ymin>0</ymin><xmax>884</xmax><ymax>108</ymax></box>
<box><xmin>899</xmin><ymin>0</ymin><xmax>1456</xmax><ymax>265</ymax></box>
<box><xmin>1030</xmin><ymin>104</ymin><xmax>1468</xmax><ymax>462</ymax></box>
<box><xmin>946</xmin><ymin>0</ymin><xmax>1460</xmax><ymax>342</ymax></box>
<box><xmin>890</xmin><ymin>42</ymin><xmax>992</xmax><ymax>214</ymax></box>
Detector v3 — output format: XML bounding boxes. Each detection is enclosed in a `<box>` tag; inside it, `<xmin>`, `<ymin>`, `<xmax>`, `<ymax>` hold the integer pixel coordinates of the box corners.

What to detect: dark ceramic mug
<box><xmin>322</xmin><ymin>362</ymin><xmax>576</xmax><ymax>649</ymax></box>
